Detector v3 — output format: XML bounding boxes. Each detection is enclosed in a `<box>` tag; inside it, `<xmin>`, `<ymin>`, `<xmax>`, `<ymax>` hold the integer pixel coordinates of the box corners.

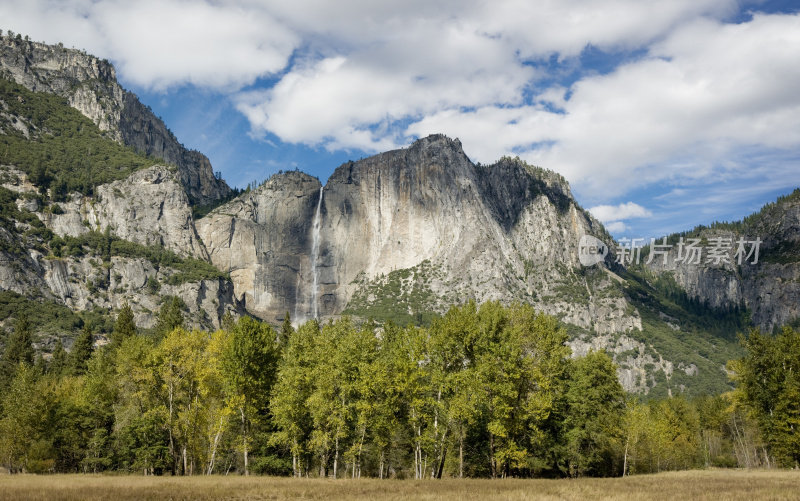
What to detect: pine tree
<box><xmin>280</xmin><ymin>311</ymin><xmax>294</xmax><ymax>349</ymax></box>
<box><xmin>733</xmin><ymin>326</ymin><xmax>800</xmax><ymax>467</ymax></box>
<box><xmin>221</xmin><ymin>316</ymin><xmax>280</xmax><ymax>476</ymax></box>
<box><xmin>68</xmin><ymin>325</ymin><xmax>94</xmax><ymax>376</ymax></box>
<box><xmin>155</xmin><ymin>297</ymin><xmax>184</xmax><ymax>339</ymax></box>
<box><xmin>563</xmin><ymin>350</ymin><xmax>626</xmax><ymax>477</ymax></box>
<box><xmin>0</xmin><ymin>364</ymin><xmax>50</xmax><ymax>472</ymax></box>
<box><xmin>49</xmin><ymin>339</ymin><xmax>67</xmax><ymax>376</ymax></box>
<box><xmin>112</xmin><ymin>302</ymin><xmax>137</xmax><ymax>345</ymax></box>
<box><xmin>0</xmin><ymin>314</ymin><xmax>35</xmax><ymax>387</ymax></box>
<box><xmin>33</xmin><ymin>353</ymin><xmax>47</xmax><ymax>375</ymax></box>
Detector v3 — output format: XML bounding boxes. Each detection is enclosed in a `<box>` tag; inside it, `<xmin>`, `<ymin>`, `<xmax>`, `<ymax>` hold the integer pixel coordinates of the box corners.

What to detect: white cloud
<box><xmin>1</xmin><ymin>0</ymin><xmax>797</xmax><ymax>209</ymax></box>
<box><xmin>535</xmin><ymin>14</ymin><xmax>800</xmax><ymax>194</ymax></box>
<box><xmin>234</xmin><ymin>16</ymin><xmax>534</xmax><ymax>150</ymax></box>
<box><xmin>0</xmin><ymin>0</ymin><xmax>297</xmax><ymax>90</ymax></box>
<box><xmin>407</xmin><ymin>13</ymin><xmax>800</xmax><ymax>202</ymax></box>
<box><xmin>93</xmin><ymin>1</ymin><xmax>297</xmax><ymax>90</ymax></box>
<box><xmin>604</xmin><ymin>221</ymin><xmax>629</xmax><ymax>234</ymax></box>
<box><xmin>474</xmin><ymin>0</ymin><xmax>737</xmax><ymax>58</ymax></box>
<box><xmin>267</xmin><ymin>0</ymin><xmax>735</xmax><ymax>58</ymax></box>
<box><xmin>589</xmin><ymin>202</ymin><xmax>652</xmax><ymax>223</ymax></box>
<box><xmin>232</xmin><ymin>0</ymin><xmax>742</xmax><ymax>153</ymax></box>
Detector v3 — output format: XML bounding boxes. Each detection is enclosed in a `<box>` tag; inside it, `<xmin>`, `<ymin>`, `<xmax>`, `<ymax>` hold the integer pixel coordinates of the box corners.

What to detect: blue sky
<box><xmin>2</xmin><ymin>0</ymin><xmax>799</xmax><ymax>240</ymax></box>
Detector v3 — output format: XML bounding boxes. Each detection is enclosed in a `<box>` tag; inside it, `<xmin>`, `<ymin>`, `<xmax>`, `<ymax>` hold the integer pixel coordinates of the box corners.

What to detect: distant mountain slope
<box><xmin>0</xmin><ymin>33</ymin><xmax>230</xmax><ymax>206</ymax></box>
<box><xmin>643</xmin><ymin>189</ymin><xmax>800</xmax><ymax>331</ymax></box>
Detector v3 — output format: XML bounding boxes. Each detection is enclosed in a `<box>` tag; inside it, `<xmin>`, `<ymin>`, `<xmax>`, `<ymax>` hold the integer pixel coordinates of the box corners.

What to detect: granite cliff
<box><xmin>198</xmin><ymin>135</ymin><xmax>638</xmax><ymax>335</ymax></box>
<box><xmin>643</xmin><ymin>190</ymin><xmax>800</xmax><ymax>332</ymax></box>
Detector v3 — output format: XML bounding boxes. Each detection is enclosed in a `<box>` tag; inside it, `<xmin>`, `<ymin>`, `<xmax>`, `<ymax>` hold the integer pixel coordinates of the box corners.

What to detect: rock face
<box><xmin>118</xmin><ymin>92</ymin><xmax>229</xmax><ymax>206</ymax></box>
<box><xmin>0</xmin><ymin>33</ymin><xmax>230</xmax><ymax>205</ymax></box>
<box><xmin>199</xmin><ymin>135</ymin><xmax>640</xmax><ymax>333</ymax></box>
<box><xmin>645</xmin><ymin>190</ymin><xmax>800</xmax><ymax>332</ymax></box>
<box><xmin>45</xmin><ymin>165</ymin><xmax>208</xmax><ymax>259</ymax></box>
<box><xmin>196</xmin><ymin>171</ymin><xmax>322</xmax><ymax>322</ymax></box>
<box><xmin>0</xmin><ymin>165</ymin><xmax>244</xmax><ymax>332</ymax></box>
<box><xmin>41</xmin><ymin>255</ymin><xmax>240</xmax><ymax>331</ymax></box>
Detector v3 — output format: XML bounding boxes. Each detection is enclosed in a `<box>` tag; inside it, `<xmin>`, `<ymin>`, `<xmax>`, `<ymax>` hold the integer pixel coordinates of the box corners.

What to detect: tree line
<box><xmin>0</xmin><ymin>301</ymin><xmax>797</xmax><ymax>477</ymax></box>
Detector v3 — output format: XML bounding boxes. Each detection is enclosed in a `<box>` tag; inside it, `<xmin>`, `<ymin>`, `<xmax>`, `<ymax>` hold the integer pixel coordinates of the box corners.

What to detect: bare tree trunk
<box><xmin>240</xmin><ymin>407</ymin><xmax>249</xmax><ymax>476</ymax></box>
<box><xmin>207</xmin><ymin>414</ymin><xmax>226</xmax><ymax>475</ymax></box>
<box><xmin>355</xmin><ymin>427</ymin><xmax>366</xmax><ymax>479</ymax></box>
<box><xmin>489</xmin><ymin>433</ymin><xmax>497</xmax><ymax>479</ymax></box>
<box><xmin>436</xmin><ymin>442</ymin><xmax>447</xmax><ymax>479</ymax></box>
<box><xmin>459</xmin><ymin>433</ymin><xmax>464</xmax><ymax>478</ymax></box>
<box><xmin>731</xmin><ymin>413</ymin><xmax>752</xmax><ymax>468</ymax></box>
<box><xmin>320</xmin><ymin>451</ymin><xmax>328</xmax><ymax>478</ymax></box>
<box><xmin>431</xmin><ymin>388</ymin><xmax>441</xmax><ymax>480</ymax></box>
<box><xmin>416</xmin><ymin>425</ymin><xmax>424</xmax><ymax>479</ymax></box>
<box><xmin>623</xmin><ymin>436</ymin><xmax>629</xmax><ymax>477</ymax></box>
<box><xmin>333</xmin><ymin>436</ymin><xmax>339</xmax><ymax>478</ymax></box>
<box><xmin>168</xmin><ymin>382</ymin><xmax>176</xmax><ymax>474</ymax></box>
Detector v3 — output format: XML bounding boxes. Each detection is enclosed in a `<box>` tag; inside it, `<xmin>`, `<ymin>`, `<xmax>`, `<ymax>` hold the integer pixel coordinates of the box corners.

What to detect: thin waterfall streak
<box><xmin>310</xmin><ymin>186</ymin><xmax>324</xmax><ymax>319</ymax></box>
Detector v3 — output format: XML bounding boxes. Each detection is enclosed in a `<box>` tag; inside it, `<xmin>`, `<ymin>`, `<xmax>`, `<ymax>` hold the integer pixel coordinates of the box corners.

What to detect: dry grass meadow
<box><xmin>0</xmin><ymin>469</ymin><xmax>798</xmax><ymax>500</ymax></box>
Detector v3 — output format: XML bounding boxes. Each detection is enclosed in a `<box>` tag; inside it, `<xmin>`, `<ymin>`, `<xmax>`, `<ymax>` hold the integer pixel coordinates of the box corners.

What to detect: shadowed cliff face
<box><xmin>196</xmin><ymin>172</ymin><xmax>323</xmax><ymax>323</ymax></box>
<box><xmin>199</xmin><ymin>134</ymin><xmax>639</xmax><ymax>334</ymax></box>
<box><xmin>0</xmin><ymin>34</ymin><xmax>230</xmax><ymax>206</ymax></box>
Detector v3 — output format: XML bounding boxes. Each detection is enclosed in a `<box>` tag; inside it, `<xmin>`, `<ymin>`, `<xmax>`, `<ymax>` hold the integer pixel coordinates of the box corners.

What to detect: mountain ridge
<box><xmin>0</xmin><ymin>33</ymin><xmax>797</xmax><ymax>398</ymax></box>
<box><xmin>0</xmin><ymin>32</ymin><xmax>231</xmax><ymax>206</ymax></box>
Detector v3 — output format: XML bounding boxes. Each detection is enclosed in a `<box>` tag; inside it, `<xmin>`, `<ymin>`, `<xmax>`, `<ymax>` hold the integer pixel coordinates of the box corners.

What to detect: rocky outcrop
<box><xmin>0</xmin><ymin>165</ymin><xmax>243</xmax><ymax>332</ymax></box>
<box><xmin>196</xmin><ymin>171</ymin><xmax>321</xmax><ymax>323</ymax></box>
<box><xmin>41</xmin><ymin>255</ymin><xmax>240</xmax><ymax>331</ymax></box>
<box><xmin>118</xmin><ymin>92</ymin><xmax>230</xmax><ymax>206</ymax></box>
<box><xmin>44</xmin><ymin>165</ymin><xmax>208</xmax><ymax>259</ymax></box>
<box><xmin>0</xmin><ymin>33</ymin><xmax>230</xmax><ymax>205</ymax></box>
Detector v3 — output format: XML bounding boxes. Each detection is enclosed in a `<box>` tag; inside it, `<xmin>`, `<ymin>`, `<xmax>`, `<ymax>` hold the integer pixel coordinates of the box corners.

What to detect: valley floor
<box><xmin>0</xmin><ymin>470</ymin><xmax>798</xmax><ymax>500</ymax></box>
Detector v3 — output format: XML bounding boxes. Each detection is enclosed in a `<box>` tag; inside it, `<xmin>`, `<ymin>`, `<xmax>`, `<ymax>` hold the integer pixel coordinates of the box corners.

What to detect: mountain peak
<box><xmin>408</xmin><ymin>133</ymin><xmax>463</xmax><ymax>152</ymax></box>
<box><xmin>0</xmin><ymin>32</ymin><xmax>230</xmax><ymax>206</ymax></box>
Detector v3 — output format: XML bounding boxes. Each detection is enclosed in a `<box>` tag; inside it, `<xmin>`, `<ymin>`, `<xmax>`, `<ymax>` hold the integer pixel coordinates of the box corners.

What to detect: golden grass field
<box><xmin>0</xmin><ymin>469</ymin><xmax>798</xmax><ymax>500</ymax></box>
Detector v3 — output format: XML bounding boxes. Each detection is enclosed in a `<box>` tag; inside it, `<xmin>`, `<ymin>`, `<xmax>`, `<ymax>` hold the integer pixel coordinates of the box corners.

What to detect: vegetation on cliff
<box><xmin>50</xmin><ymin>229</ymin><xmax>228</xmax><ymax>285</ymax></box>
<box><xmin>0</xmin><ymin>78</ymin><xmax>157</xmax><ymax>199</ymax></box>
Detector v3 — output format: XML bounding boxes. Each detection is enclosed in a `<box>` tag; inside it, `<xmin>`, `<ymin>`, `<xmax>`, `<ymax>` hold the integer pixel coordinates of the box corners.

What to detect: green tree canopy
<box><xmin>732</xmin><ymin>326</ymin><xmax>800</xmax><ymax>467</ymax></box>
<box><xmin>111</xmin><ymin>302</ymin><xmax>137</xmax><ymax>345</ymax></box>
<box><xmin>68</xmin><ymin>325</ymin><xmax>94</xmax><ymax>376</ymax></box>
<box><xmin>0</xmin><ymin>314</ymin><xmax>35</xmax><ymax>387</ymax></box>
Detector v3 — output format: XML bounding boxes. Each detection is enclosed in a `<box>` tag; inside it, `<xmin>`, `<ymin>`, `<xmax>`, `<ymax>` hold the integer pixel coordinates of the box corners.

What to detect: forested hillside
<box><xmin>0</xmin><ymin>78</ymin><xmax>157</xmax><ymax>198</ymax></box>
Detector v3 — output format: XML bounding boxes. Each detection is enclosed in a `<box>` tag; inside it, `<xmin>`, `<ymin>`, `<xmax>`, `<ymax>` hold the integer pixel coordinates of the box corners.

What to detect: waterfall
<box><xmin>310</xmin><ymin>186</ymin><xmax>324</xmax><ymax>319</ymax></box>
